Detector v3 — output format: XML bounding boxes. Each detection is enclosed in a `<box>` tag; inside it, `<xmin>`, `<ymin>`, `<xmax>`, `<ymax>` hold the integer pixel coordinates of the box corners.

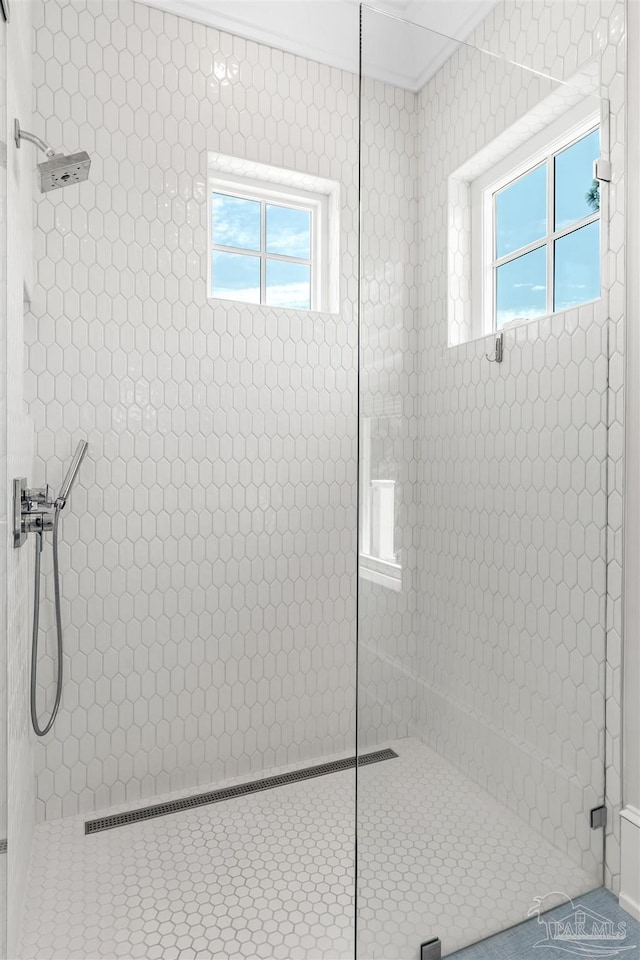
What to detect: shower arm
<box><xmin>14</xmin><ymin>119</ymin><xmax>56</xmax><ymax>159</ymax></box>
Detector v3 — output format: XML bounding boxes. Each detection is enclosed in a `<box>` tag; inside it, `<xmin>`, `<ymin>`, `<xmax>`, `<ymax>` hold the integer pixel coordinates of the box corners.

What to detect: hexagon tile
<box><xmin>17</xmin><ymin>739</ymin><xmax>597</xmax><ymax>959</ymax></box>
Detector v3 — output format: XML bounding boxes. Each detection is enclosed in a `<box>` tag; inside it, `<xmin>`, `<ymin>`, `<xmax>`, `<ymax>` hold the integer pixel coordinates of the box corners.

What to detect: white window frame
<box><xmin>471</xmin><ymin>101</ymin><xmax>602</xmax><ymax>338</ymax></box>
<box><xmin>207</xmin><ymin>172</ymin><xmax>329</xmax><ymax>312</ymax></box>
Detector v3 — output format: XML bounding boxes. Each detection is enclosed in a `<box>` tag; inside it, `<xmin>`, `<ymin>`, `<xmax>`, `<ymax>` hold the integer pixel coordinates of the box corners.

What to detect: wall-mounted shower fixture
<box><xmin>14</xmin><ymin>441</ymin><xmax>89</xmax><ymax>736</ymax></box>
<box><xmin>14</xmin><ymin>119</ymin><xmax>91</xmax><ymax>192</ymax></box>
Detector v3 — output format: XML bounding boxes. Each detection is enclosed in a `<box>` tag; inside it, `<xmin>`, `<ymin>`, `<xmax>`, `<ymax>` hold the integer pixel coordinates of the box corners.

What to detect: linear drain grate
<box><xmin>85</xmin><ymin>748</ymin><xmax>399</xmax><ymax>835</ymax></box>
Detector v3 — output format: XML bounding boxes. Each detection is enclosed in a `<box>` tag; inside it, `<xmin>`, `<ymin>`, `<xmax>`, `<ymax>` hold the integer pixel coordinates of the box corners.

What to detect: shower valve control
<box><xmin>13</xmin><ymin>478</ymin><xmax>55</xmax><ymax>546</ymax></box>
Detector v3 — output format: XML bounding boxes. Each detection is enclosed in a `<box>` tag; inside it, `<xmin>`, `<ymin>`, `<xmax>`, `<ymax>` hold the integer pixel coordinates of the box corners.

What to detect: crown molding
<box><xmin>134</xmin><ymin>0</ymin><xmax>499</xmax><ymax>93</ymax></box>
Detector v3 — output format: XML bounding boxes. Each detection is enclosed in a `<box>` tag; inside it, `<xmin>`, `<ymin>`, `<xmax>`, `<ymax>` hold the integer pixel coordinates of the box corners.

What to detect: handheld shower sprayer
<box><xmin>57</xmin><ymin>440</ymin><xmax>88</xmax><ymax>509</ymax></box>
<box><xmin>14</xmin><ymin>119</ymin><xmax>91</xmax><ymax>193</ymax></box>
<box><xmin>13</xmin><ymin>441</ymin><xmax>89</xmax><ymax>736</ymax></box>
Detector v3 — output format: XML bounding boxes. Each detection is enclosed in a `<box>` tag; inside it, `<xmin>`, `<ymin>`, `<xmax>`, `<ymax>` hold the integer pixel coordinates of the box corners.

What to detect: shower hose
<box><xmin>30</xmin><ymin>501</ymin><xmax>64</xmax><ymax>737</ymax></box>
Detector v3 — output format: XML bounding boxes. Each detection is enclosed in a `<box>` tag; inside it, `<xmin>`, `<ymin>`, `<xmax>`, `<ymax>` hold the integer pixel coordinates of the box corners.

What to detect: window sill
<box><xmin>447</xmin><ymin>294</ymin><xmax>603</xmax><ymax>350</ymax></box>
<box><xmin>359</xmin><ymin>554</ymin><xmax>402</xmax><ymax>592</ymax></box>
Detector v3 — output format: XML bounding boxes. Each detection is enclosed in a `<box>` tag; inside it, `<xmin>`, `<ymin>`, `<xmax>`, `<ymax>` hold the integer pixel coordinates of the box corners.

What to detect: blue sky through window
<box><xmin>555</xmin><ymin>221</ymin><xmax>600</xmax><ymax>311</ymax></box>
<box><xmin>212</xmin><ymin>250</ymin><xmax>260</xmax><ymax>303</ymax></box>
<box><xmin>266</xmin><ymin>205</ymin><xmax>311</xmax><ymax>259</ymax></box>
<box><xmin>495</xmin><ymin>163</ymin><xmax>546</xmax><ymax>259</ymax></box>
<box><xmin>496</xmin><ymin>246</ymin><xmax>547</xmax><ymax>328</ymax></box>
<box><xmin>212</xmin><ymin>194</ymin><xmax>260</xmax><ymax>250</ymax></box>
<box><xmin>266</xmin><ymin>260</ymin><xmax>310</xmax><ymax>310</ymax></box>
<box><xmin>555</xmin><ymin>129</ymin><xmax>600</xmax><ymax>229</ymax></box>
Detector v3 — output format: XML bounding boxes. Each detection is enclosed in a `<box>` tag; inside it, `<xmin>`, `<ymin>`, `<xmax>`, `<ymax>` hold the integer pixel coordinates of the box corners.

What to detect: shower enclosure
<box><xmin>5</xmin><ymin>0</ymin><xmax>624</xmax><ymax>957</ymax></box>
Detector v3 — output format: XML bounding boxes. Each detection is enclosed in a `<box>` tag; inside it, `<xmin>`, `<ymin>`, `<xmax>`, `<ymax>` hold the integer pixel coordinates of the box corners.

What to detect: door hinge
<box><xmin>421</xmin><ymin>938</ymin><xmax>442</xmax><ymax>960</ymax></box>
<box><xmin>590</xmin><ymin>805</ymin><xmax>607</xmax><ymax>829</ymax></box>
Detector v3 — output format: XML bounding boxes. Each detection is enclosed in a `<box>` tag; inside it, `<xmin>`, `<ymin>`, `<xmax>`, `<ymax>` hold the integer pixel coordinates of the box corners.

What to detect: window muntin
<box><xmin>210</xmin><ymin>181</ymin><xmax>322</xmax><ymax>311</ymax></box>
<box><xmin>488</xmin><ymin>124</ymin><xmax>600</xmax><ymax>332</ymax></box>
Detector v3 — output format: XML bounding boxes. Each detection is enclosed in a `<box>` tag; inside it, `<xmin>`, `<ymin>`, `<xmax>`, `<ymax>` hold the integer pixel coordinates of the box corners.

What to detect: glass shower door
<box><xmin>357</xmin><ymin>4</ymin><xmax>611</xmax><ymax>956</ymax></box>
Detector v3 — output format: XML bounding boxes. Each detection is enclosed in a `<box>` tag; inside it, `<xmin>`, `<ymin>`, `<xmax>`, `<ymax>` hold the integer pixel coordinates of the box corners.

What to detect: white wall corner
<box><xmin>619</xmin><ymin>807</ymin><xmax>640</xmax><ymax>922</ymax></box>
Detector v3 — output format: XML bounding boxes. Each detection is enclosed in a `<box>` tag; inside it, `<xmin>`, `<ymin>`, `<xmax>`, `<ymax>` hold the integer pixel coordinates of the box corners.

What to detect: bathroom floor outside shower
<box><xmin>18</xmin><ymin>738</ymin><xmax>596</xmax><ymax>960</ymax></box>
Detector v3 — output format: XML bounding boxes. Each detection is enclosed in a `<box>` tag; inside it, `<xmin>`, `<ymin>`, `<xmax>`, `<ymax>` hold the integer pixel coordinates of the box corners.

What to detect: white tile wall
<box><xmin>27</xmin><ymin>0</ymin><xmax>379</xmax><ymax>821</ymax></box>
<box><xmin>413</xmin><ymin>0</ymin><xmax>625</xmax><ymax>886</ymax></box>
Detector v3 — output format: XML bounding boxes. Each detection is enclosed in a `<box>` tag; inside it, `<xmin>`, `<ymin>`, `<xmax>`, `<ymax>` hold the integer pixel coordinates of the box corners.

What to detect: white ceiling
<box><xmin>137</xmin><ymin>0</ymin><xmax>499</xmax><ymax>92</ymax></box>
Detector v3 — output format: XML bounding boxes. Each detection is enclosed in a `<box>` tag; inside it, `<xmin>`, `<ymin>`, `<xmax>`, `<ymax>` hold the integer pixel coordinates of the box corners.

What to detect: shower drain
<box><xmin>84</xmin><ymin>747</ymin><xmax>399</xmax><ymax>834</ymax></box>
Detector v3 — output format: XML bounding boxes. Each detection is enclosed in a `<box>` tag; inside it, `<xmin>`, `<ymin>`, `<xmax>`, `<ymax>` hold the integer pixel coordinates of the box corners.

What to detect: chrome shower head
<box><xmin>37</xmin><ymin>151</ymin><xmax>91</xmax><ymax>193</ymax></box>
<box><xmin>14</xmin><ymin>119</ymin><xmax>91</xmax><ymax>193</ymax></box>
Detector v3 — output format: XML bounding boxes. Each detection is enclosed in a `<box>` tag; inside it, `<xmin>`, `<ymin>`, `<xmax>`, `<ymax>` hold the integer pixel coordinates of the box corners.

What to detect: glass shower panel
<box><xmin>0</xmin><ymin>7</ymin><xmax>6</xmax><ymax>956</ymax></box>
<box><xmin>357</xmin><ymin>5</ymin><xmax>609</xmax><ymax>956</ymax></box>
<box><xmin>22</xmin><ymin>4</ymin><xmax>362</xmax><ymax>955</ymax></box>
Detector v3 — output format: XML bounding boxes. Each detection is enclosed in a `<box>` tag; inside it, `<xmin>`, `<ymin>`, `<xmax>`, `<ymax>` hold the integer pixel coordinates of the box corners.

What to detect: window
<box><xmin>208</xmin><ymin>155</ymin><xmax>340</xmax><ymax>313</ymax></box>
<box><xmin>474</xmin><ymin>120</ymin><xmax>601</xmax><ymax>334</ymax></box>
<box><xmin>211</xmin><ymin>187</ymin><xmax>318</xmax><ymax>310</ymax></box>
<box><xmin>448</xmin><ymin>85</ymin><xmax>606</xmax><ymax>348</ymax></box>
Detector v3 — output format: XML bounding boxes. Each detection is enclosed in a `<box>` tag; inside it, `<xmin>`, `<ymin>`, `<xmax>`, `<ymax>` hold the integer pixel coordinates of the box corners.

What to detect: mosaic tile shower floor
<box><xmin>18</xmin><ymin>739</ymin><xmax>598</xmax><ymax>960</ymax></box>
